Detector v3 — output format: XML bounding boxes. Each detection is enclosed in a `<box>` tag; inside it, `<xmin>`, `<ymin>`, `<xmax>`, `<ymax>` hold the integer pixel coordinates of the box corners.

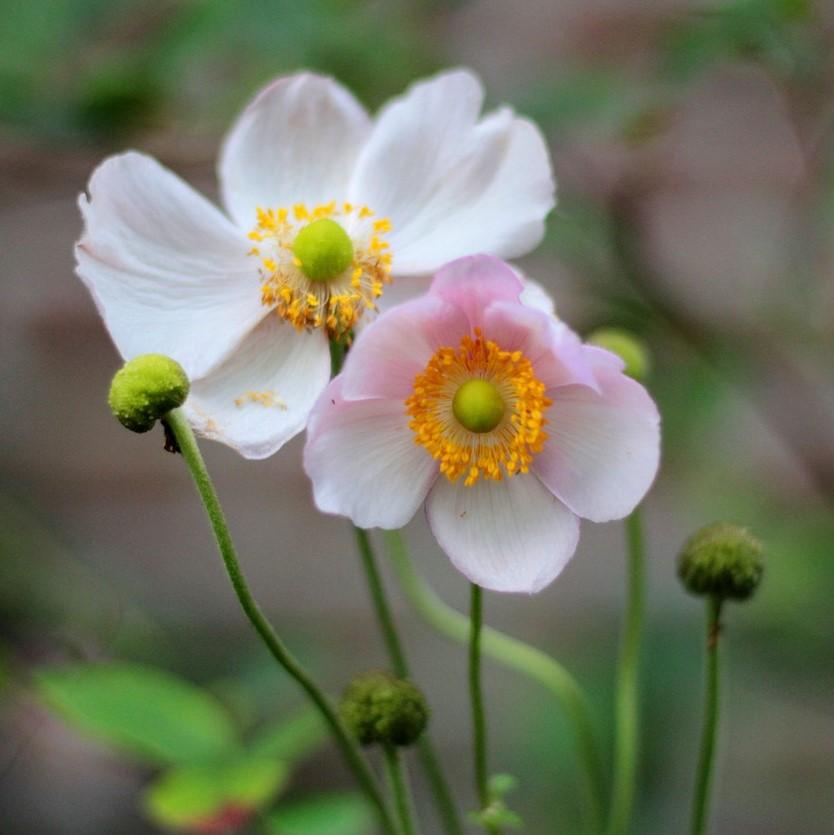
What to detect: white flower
<box><xmin>76</xmin><ymin>69</ymin><xmax>555</xmax><ymax>458</ymax></box>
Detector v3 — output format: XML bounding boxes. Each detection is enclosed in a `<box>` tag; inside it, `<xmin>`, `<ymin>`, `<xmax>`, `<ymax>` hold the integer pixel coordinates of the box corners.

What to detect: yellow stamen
<box><xmin>405</xmin><ymin>330</ymin><xmax>551</xmax><ymax>487</ymax></box>
<box><xmin>248</xmin><ymin>201</ymin><xmax>393</xmax><ymax>340</ymax></box>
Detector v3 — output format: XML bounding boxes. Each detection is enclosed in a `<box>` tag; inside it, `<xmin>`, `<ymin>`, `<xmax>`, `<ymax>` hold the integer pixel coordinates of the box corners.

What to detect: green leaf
<box><xmin>488</xmin><ymin>773</ymin><xmax>518</xmax><ymax>799</ymax></box>
<box><xmin>249</xmin><ymin>706</ymin><xmax>327</xmax><ymax>763</ymax></box>
<box><xmin>144</xmin><ymin>757</ymin><xmax>288</xmax><ymax>829</ymax></box>
<box><xmin>35</xmin><ymin>663</ymin><xmax>238</xmax><ymax>766</ymax></box>
<box><xmin>266</xmin><ymin>792</ymin><xmax>375</xmax><ymax>835</ymax></box>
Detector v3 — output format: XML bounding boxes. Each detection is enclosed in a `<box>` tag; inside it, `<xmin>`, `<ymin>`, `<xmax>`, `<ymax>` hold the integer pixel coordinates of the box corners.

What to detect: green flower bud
<box><xmin>677</xmin><ymin>522</ymin><xmax>764</xmax><ymax>601</ymax></box>
<box><xmin>340</xmin><ymin>671</ymin><xmax>429</xmax><ymax>748</ymax></box>
<box><xmin>586</xmin><ymin>328</ymin><xmax>651</xmax><ymax>381</ymax></box>
<box><xmin>108</xmin><ymin>354</ymin><xmax>190</xmax><ymax>433</ymax></box>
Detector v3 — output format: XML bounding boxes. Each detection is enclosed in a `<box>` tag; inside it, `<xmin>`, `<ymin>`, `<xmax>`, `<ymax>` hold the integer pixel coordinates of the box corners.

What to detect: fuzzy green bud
<box><xmin>677</xmin><ymin>522</ymin><xmax>764</xmax><ymax>601</ymax></box>
<box><xmin>587</xmin><ymin>328</ymin><xmax>651</xmax><ymax>381</ymax></box>
<box><xmin>292</xmin><ymin>218</ymin><xmax>354</xmax><ymax>282</ymax></box>
<box><xmin>340</xmin><ymin>671</ymin><xmax>429</xmax><ymax>748</ymax></box>
<box><xmin>108</xmin><ymin>354</ymin><xmax>190</xmax><ymax>433</ymax></box>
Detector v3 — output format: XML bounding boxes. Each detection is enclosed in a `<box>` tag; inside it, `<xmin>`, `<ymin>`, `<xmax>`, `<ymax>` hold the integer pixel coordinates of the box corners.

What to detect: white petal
<box><xmin>426</xmin><ymin>474</ymin><xmax>580</xmax><ymax>594</ymax></box>
<box><xmin>349</xmin><ymin>69</ymin><xmax>555</xmax><ymax>275</ymax></box>
<box><xmin>340</xmin><ymin>294</ymin><xmax>468</xmax><ymax>400</ymax></box>
<box><xmin>76</xmin><ymin>152</ymin><xmax>264</xmax><ymax>380</ymax></box>
<box><xmin>184</xmin><ymin>315</ymin><xmax>331</xmax><ymax>459</ymax></box>
<box><xmin>533</xmin><ymin>363</ymin><xmax>660</xmax><ymax>523</ymax></box>
<box><xmin>304</xmin><ymin>379</ymin><xmax>437</xmax><ymax>529</ymax></box>
<box><xmin>219</xmin><ymin>73</ymin><xmax>371</xmax><ymax>228</ymax></box>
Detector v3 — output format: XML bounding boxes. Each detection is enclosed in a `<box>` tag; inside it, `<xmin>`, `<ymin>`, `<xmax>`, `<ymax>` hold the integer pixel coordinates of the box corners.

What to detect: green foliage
<box><xmin>143</xmin><ymin>756</ymin><xmax>288</xmax><ymax>828</ymax></box>
<box><xmin>661</xmin><ymin>0</ymin><xmax>816</xmax><ymax>81</ymax></box>
<box><xmin>0</xmin><ymin>0</ymin><xmax>439</xmax><ymax>141</ymax></box>
<box><xmin>524</xmin><ymin>70</ymin><xmax>647</xmax><ymax>134</ymax></box>
<box><xmin>35</xmin><ymin>663</ymin><xmax>238</xmax><ymax>766</ymax></box>
<box><xmin>249</xmin><ymin>706</ymin><xmax>327</xmax><ymax>762</ymax></box>
<box><xmin>266</xmin><ymin>792</ymin><xmax>376</xmax><ymax>835</ymax></box>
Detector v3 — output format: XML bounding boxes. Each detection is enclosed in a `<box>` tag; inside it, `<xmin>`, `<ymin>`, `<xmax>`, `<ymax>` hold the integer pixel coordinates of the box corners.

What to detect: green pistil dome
<box><xmin>292</xmin><ymin>218</ymin><xmax>354</xmax><ymax>282</ymax></box>
<box><xmin>452</xmin><ymin>379</ymin><xmax>506</xmax><ymax>434</ymax></box>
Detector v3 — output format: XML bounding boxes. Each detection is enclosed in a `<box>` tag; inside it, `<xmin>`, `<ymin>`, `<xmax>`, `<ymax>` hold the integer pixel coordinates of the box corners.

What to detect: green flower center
<box><xmin>292</xmin><ymin>218</ymin><xmax>354</xmax><ymax>282</ymax></box>
<box><xmin>452</xmin><ymin>378</ymin><xmax>506</xmax><ymax>434</ymax></box>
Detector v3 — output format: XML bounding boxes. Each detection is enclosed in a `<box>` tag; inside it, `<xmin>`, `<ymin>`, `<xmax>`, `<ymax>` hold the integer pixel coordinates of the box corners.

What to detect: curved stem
<box><xmin>384</xmin><ymin>745</ymin><xmax>420</xmax><ymax>835</ymax></box>
<box><xmin>691</xmin><ymin>597</ymin><xmax>723</xmax><ymax>835</ymax></box>
<box><xmin>353</xmin><ymin>528</ymin><xmax>463</xmax><ymax>835</ymax></box>
<box><xmin>384</xmin><ymin>529</ymin><xmax>605</xmax><ymax>834</ymax></box>
<box><xmin>355</xmin><ymin>528</ymin><xmax>409</xmax><ymax>672</ymax></box>
<box><xmin>607</xmin><ymin>510</ymin><xmax>646</xmax><ymax>835</ymax></box>
<box><xmin>164</xmin><ymin>409</ymin><xmax>398</xmax><ymax>835</ymax></box>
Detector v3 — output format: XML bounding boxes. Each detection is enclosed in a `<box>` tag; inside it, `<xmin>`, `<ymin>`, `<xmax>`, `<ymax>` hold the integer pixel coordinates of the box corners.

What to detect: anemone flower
<box><xmin>304</xmin><ymin>256</ymin><xmax>660</xmax><ymax>593</ymax></box>
<box><xmin>76</xmin><ymin>69</ymin><xmax>554</xmax><ymax>458</ymax></box>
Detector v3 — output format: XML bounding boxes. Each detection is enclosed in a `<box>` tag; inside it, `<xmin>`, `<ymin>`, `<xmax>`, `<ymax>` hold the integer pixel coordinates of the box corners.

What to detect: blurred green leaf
<box><xmin>74</xmin><ymin>60</ymin><xmax>162</xmax><ymax>139</ymax></box>
<box><xmin>144</xmin><ymin>756</ymin><xmax>287</xmax><ymax>829</ymax></box>
<box><xmin>35</xmin><ymin>663</ymin><xmax>238</xmax><ymax>765</ymax></box>
<box><xmin>249</xmin><ymin>706</ymin><xmax>327</xmax><ymax>763</ymax></box>
<box><xmin>661</xmin><ymin>0</ymin><xmax>815</xmax><ymax>82</ymax></box>
<box><xmin>266</xmin><ymin>792</ymin><xmax>375</xmax><ymax>835</ymax></box>
<box><xmin>524</xmin><ymin>70</ymin><xmax>647</xmax><ymax>133</ymax></box>
<box><xmin>488</xmin><ymin>773</ymin><xmax>518</xmax><ymax>799</ymax></box>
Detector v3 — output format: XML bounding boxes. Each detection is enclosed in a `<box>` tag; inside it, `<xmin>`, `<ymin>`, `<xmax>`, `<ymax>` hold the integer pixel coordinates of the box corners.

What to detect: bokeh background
<box><xmin>2</xmin><ymin>0</ymin><xmax>833</xmax><ymax>833</ymax></box>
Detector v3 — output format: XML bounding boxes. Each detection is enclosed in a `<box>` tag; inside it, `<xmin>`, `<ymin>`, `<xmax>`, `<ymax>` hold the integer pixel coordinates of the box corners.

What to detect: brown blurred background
<box><xmin>1</xmin><ymin>0</ymin><xmax>833</xmax><ymax>833</ymax></box>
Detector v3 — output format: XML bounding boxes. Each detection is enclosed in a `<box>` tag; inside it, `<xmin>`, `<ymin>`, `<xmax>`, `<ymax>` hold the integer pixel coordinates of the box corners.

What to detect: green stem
<box><xmin>353</xmin><ymin>528</ymin><xmax>463</xmax><ymax>835</ymax></box>
<box><xmin>384</xmin><ymin>529</ymin><xmax>605</xmax><ymax>834</ymax></box>
<box><xmin>607</xmin><ymin>510</ymin><xmax>646</xmax><ymax>835</ymax></box>
<box><xmin>469</xmin><ymin>585</ymin><xmax>500</xmax><ymax>835</ymax></box>
<box><xmin>691</xmin><ymin>597</ymin><xmax>723</xmax><ymax>835</ymax></box>
<box><xmin>384</xmin><ymin>745</ymin><xmax>420</xmax><ymax>835</ymax></box>
<box><xmin>164</xmin><ymin>409</ymin><xmax>398</xmax><ymax>835</ymax></box>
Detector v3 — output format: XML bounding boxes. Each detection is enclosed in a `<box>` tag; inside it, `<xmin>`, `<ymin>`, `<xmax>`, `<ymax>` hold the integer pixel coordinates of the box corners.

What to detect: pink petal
<box><xmin>482</xmin><ymin>301</ymin><xmax>599</xmax><ymax>392</ymax></box>
<box><xmin>340</xmin><ymin>295</ymin><xmax>468</xmax><ymax>401</ymax></box>
<box><xmin>533</xmin><ymin>361</ymin><xmax>660</xmax><ymax>522</ymax></box>
<box><xmin>304</xmin><ymin>379</ymin><xmax>437</xmax><ymax>529</ymax></box>
<box><xmin>429</xmin><ymin>255</ymin><xmax>523</xmax><ymax>330</ymax></box>
<box><xmin>426</xmin><ymin>474</ymin><xmax>580</xmax><ymax>594</ymax></box>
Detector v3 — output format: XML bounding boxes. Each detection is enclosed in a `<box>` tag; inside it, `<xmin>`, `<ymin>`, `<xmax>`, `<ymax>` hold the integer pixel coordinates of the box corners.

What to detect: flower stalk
<box><xmin>163</xmin><ymin>408</ymin><xmax>398</xmax><ymax>835</ymax></box>
<box><xmin>353</xmin><ymin>527</ymin><xmax>463</xmax><ymax>835</ymax></box>
<box><xmin>384</xmin><ymin>744</ymin><xmax>420</xmax><ymax>835</ymax></box>
<box><xmin>384</xmin><ymin>529</ymin><xmax>605</xmax><ymax>833</ymax></box>
<box><xmin>691</xmin><ymin>596</ymin><xmax>723</xmax><ymax>835</ymax></box>
<box><xmin>607</xmin><ymin>510</ymin><xmax>646</xmax><ymax>835</ymax></box>
<box><xmin>469</xmin><ymin>583</ymin><xmax>500</xmax><ymax>835</ymax></box>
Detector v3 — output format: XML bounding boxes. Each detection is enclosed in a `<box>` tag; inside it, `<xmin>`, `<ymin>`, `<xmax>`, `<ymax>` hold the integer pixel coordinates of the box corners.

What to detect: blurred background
<box><xmin>1</xmin><ymin>0</ymin><xmax>833</xmax><ymax>832</ymax></box>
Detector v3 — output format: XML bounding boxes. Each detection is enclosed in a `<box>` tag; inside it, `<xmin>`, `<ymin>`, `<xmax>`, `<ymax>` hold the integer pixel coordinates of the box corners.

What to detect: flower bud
<box><xmin>340</xmin><ymin>671</ymin><xmax>429</xmax><ymax>748</ymax></box>
<box><xmin>586</xmin><ymin>328</ymin><xmax>651</xmax><ymax>381</ymax></box>
<box><xmin>677</xmin><ymin>522</ymin><xmax>764</xmax><ymax>601</ymax></box>
<box><xmin>108</xmin><ymin>354</ymin><xmax>190</xmax><ymax>433</ymax></box>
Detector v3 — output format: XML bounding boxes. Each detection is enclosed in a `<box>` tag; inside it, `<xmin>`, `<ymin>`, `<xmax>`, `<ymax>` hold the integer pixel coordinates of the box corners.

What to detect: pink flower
<box><xmin>304</xmin><ymin>256</ymin><xmax>661</xmax><ymax>593</ymax></box>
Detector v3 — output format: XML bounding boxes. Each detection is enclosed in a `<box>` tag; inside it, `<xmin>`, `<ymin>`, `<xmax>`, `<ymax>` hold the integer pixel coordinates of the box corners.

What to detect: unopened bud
<box><xmin>108</xmin><ymin>354</ymin><xmax>189</xmax><ymax>433</ymax></box>
<box><xmin>587</xmin><ymin>328</ymin><xmax>651</xmax><ymax>381</ymax></box>
<box><xmin>340</xmin><ymin>671</ymin><xmax>429</xmax><ymax>748</ymax></box>
<box><xmin>678</xmin><ymin>522</ymin><xmax>764</xmax><ymax>601</ymax></box>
